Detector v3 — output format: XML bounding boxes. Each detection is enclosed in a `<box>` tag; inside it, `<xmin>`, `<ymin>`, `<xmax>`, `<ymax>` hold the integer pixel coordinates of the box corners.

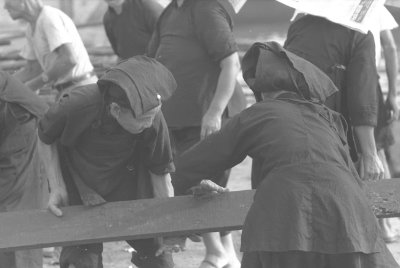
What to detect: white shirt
<box><xmin>20</xmin><ymin>6</ymin><xmax>94</xmax><ymax>85</ymax></box>
<box><xmin>366</xmin><ymin>5</ymin><xmax>398</xmax><ymax>65</ymax></box>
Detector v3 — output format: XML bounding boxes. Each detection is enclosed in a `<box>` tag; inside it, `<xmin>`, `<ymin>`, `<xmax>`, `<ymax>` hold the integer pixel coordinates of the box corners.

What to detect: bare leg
<box><xmin>221</xmin><ymin>233</ymin><xmax>240</xmax><ymax>268</ymax></box>
<box><xmin>200</xmin><ymin>232</ymin><xmax>228</xmax><ymax>268</ymax></box>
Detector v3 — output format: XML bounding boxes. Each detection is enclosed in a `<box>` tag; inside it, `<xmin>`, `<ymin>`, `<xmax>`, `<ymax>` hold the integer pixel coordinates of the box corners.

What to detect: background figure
<box><xmin>284</xmin><ymin>13</ymin><xmax>384</xmax><ymax>181</ymax></box>
<box><xmin>174</xmin><ymin>41</ymin><xmax>399</xmax><ymax>268</ymax></box>
<box><xmin>147</xmin><ymin>0</ymin><xmax>246</xmax><ymax>267</ymax></box>
<box><xmin>103</xmin><ymin>0</ymin><xmax>163</xmax><ymax>60</ymax></box>
<box><xmin>3</xmin><ymin>0</ymin><xmax>97</xmax><ymax>95</ymax></box>
<box><xmin>0</xmin><ymin>72</ymin><xmax>48</xmax><ymax>268</ymax></box>
<box><xmin>368</xmin><ymin>5</ymin><xmax>400</xmax><ymax>243</ymax></box>
<box><xmin>39</xmin><ymin>57</ymin><xmax>180</xmax><ymax>268</ymax></box>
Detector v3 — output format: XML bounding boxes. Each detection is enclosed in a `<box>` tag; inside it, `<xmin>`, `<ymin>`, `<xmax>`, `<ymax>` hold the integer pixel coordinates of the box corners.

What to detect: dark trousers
<box><xmin>169</xmin><ymin>126</ymin><xmax>230</xmax><ymax>237</ymax></box>
<box><xmin>60</xmin><ymin>238</ymin><xmax>173</xmax><ymax>268</ymax></box>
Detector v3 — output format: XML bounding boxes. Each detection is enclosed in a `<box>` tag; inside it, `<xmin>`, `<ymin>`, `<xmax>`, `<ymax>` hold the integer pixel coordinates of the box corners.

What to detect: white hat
<box><xmin>276</xmin><ymin>0</ymin><xmax>386</xmax><ymax>33</ymax></box>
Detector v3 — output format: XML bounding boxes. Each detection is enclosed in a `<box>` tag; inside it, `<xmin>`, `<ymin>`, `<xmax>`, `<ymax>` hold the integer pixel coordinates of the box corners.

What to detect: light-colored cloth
<box><xmin>20</xmin><ymin>5</ymin><xmax>94</xmax><ymax>85</ymax></box>
<box><xmin>366</xmin><ymin>5</ymin><xmax>398</xmax><ymax>65</ymax></box>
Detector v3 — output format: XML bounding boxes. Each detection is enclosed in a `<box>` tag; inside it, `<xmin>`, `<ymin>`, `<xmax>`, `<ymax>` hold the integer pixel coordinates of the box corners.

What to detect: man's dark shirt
<box><xmin>38</xmin><ymin>85</ymin><xmax>174</xmax><ymax>203</ymax></box>
<box><xmin>284</xmin><ymin>15</ymin><xmax>378</xmax><ymax>128</ymax></box>
<box><xmin>103</xmin><ymin>0</ymin><xmax>163</xmax><ymax>59</ymax></box>
<box><xmin>152</xmin><ymin>0</ymin><xmax>238</xmax><ymax>127</ymax></box>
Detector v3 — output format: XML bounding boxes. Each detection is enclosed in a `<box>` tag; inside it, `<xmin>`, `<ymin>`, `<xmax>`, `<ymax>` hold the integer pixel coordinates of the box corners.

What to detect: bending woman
<box><xmin>172</xmin><ymin>42</ymin><xmax>399</xmax><ymax>268</ymax></box>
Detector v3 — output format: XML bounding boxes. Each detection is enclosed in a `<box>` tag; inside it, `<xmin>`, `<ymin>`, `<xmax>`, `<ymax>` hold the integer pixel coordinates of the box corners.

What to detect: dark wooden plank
<box><xmin>0</xmin><ymin>190</ymin><xmax>254</xmax><ymax>252</ymax></box>
<box><xmin>1</xmin><ymin>179</ymin><xmax>400</xmax><ymax>252</ymax></box>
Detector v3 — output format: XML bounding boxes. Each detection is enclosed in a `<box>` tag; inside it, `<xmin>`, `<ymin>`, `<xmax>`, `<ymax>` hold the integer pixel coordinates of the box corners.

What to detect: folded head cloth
<box><xmin>0</xmin><ymin>71</ymin><xmax>48</xmax><ymax>118</ymax></box>
<box><xmin>241</xmin><ymin>41</ymin><xmax>338</xmax><ymax>103</ymax></box>
<box><xmin>97</xmin><ymin>55</ymin><xmax>177</xmax><ymax>117</ymax></box>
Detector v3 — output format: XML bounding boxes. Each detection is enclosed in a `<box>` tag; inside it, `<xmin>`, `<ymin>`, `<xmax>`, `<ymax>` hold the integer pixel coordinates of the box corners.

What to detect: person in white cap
<box><xmin>3</xmin><ymin>0</ymin><xmax>97</xmax><ymax>94</ymax></box>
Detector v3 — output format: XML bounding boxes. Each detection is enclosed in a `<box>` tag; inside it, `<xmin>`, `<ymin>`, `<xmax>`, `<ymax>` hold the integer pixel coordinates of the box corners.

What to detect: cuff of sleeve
<box><xmin>149</xmin><ymin>161</ymin><xmax>176</xmax><ymax>175</ymax></box>
<box><xmin>350</xmin><ymin>107</ymin><xmax>378</xmax><ymax>127</ymax></box>
<box><xmin>214</xmin><ymin>47</ymin><xmax>238</xmax><ymax>63</ymax></box>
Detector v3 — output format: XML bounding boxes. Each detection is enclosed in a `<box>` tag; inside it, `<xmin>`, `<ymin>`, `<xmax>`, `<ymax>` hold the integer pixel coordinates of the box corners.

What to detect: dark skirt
<box><xmin>241</xmin><ymin>250</ymin><xmax>399</xmax><ymax>268</ymax></box>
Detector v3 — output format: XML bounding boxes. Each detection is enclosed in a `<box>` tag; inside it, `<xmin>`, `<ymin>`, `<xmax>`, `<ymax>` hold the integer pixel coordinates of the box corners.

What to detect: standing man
<box><xmin>284</xmin><ymin>11</ymin><xmax>384</xmax><ymax>181</ymax></box>
<box><xmin>103</xmin><ymin>0</ymin><xmax>164</xmax><ymax>60</ymax></box>
<box><xmin>0</xmin><ymin>71</ymin><xmax>48</xmax><ymax>268</ymax></box>
<box><xmin>39</xmin><ymin>56</ymin><xmax>181</xmax><ymax>268</ymax></box>
<box><xmin>3</xmin><ymin>0</ymin><xmax>97</xmax><ymax>93</ymax></box>
<box><xmin>147</xmin><ymin>0</ymin><xmax>245</xmax><ymax>267</ymax></box>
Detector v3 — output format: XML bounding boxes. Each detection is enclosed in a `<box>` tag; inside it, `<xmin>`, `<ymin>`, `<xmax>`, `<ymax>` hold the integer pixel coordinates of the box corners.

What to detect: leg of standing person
<box><xmin>201</xmin><ymin>232</ymin><xmax>240</xmax><ymax>268</ymax></box>
<box><xmin>169</xmin><ymin>127</ymin><xmax>240</xmax><ymax>268</ymax></box>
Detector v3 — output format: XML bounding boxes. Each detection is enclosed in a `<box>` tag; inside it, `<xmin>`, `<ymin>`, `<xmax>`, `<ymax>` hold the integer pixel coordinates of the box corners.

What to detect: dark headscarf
<box><xmin>97</xmin><ymin>55</ymin><xmax>177</xmax><ymax>117</ymax></box>
<box><xmin>242</xmin><ymin>42</ymin><xmax>338</xmax><ymax>103</ymax></box>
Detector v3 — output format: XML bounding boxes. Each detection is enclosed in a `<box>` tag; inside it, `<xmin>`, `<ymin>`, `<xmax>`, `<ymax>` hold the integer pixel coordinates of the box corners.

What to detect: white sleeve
<box><xmin>41</xmin><ymin>11</ymin><xmax>73</xmax><ymax>52</ymax></box>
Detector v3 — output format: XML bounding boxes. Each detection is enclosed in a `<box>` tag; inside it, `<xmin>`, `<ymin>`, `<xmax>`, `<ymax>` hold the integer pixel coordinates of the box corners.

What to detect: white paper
<box><xmin>276</xmin><ymin>0</ymin><xmax>386</xmax><ymax>33</ymax></box>
<box><xmin>229</xmin><ymin>0</ymin><xmax>248</xmax><ymax>13</ymax></box>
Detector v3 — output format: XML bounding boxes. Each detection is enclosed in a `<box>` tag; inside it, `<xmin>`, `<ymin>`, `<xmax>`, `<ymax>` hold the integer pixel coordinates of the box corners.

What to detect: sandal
<box><xmin>200</xmin><ymin>259</ymin><xmax>222</xmax><ymax>268</ymax></box>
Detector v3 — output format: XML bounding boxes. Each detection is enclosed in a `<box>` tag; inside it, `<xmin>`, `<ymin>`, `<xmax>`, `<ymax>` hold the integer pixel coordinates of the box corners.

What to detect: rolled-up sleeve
<box><xmin>38</xmin><ymin>87</ymin><xmax>100</xmax><ymax>146</ymax></box>
<box><xmin>193</xmin><ymin>0</ymin><xmax>238</xmax><ymax>63</ymax></box>
<box><xmin>346</xmin><ymin>32</ymin><xmax>378</xmax><ymax>126</ymax></box>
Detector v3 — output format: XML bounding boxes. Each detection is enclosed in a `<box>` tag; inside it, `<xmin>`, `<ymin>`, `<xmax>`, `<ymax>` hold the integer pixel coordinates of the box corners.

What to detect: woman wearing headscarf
<box><xmin>173</xmin><ymin>42</ymin><xmax>399</xmax><ymax>268</ymax></box>
<box><xmin>0</xmin><ymin>71</ymin><xmax>48</xmax><ymax>268</ymax></box>
<box><xmin>38</xmin><ymin>56</ymin><xmax>181</xmax><ymax>268</ymax></box>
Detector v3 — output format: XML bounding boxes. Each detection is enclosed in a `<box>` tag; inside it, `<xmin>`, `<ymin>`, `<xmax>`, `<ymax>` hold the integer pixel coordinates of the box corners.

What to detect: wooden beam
<box><xmin>1</xmin><ymin>179</ymin><xmax>400</xmax><ymax>252</ymax></box>
<box><xmin>0</xmin><ymin>190</ymin><xmax>253</xmax><ymax>252</ymax></box>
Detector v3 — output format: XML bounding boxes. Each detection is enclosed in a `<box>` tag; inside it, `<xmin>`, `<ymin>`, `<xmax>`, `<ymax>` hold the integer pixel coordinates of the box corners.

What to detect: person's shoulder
<box><xmin>246</xmin><ymin>99</ymin><xmax>290</xmax><ymax>115</ymax></box>
<box><xmin>38</xmin><ymin>5</ymin><xmax>71</xmax><ymax>26</ymax></box>
<box><xmin>40</xmin><ymin>5</ymin><xmax>65</xmax><ymax>19</ymax></box>
<box><xmin>192</xmin><ymin>0</ymin><xmax>234</xmax><ymax>21</ymax></box>
<box><xmin>56</xmin><ymin>84</ymin><xmax>102</xmax><ymax>115</ymax></box>
<box><xmin>193</xmin><ymin>0</ymin><xmax>232</xmax><ymax>12</ymax></box>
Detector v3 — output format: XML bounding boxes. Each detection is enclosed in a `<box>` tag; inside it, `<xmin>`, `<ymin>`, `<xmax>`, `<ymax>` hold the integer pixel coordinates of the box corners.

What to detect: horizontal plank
<box><xmin>1</xmin><ymin>179</ymin><xmax>400</xmax><ymax>251</ymax></box>
<box><xmin>0</xmin><ymin>190</ymin><xmax>254</xmax><ymax>252</ymax></box>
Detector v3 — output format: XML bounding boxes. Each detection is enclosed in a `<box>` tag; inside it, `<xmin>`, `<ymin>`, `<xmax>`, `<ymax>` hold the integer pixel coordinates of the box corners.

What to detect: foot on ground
<box><xmin>199</xmin><ymin>255</ymin><xmax>229</xmax><ymax>268</ymax></box>
<box><xmin>223</xmin><ymin>258</ymin><xmax>241</xmax><ymax>268</ymax></box>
